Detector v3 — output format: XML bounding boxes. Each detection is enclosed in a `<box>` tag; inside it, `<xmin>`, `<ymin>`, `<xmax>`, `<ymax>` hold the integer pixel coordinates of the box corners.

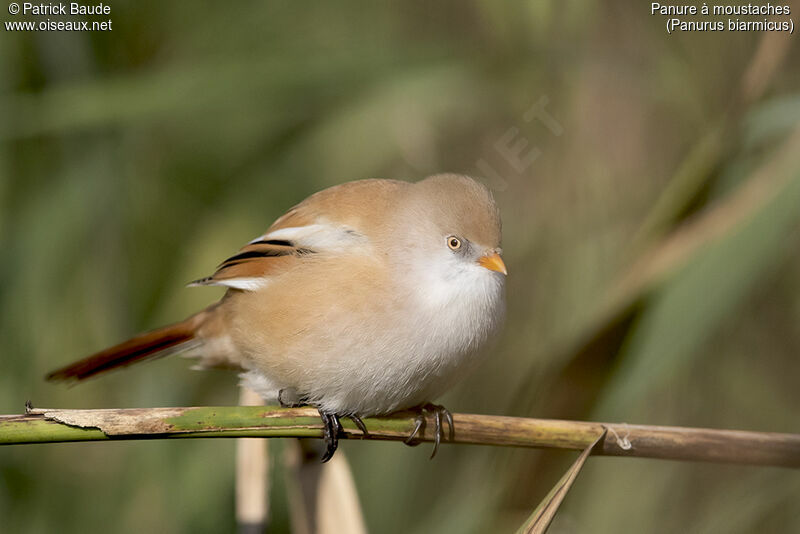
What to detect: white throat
<box><xmin>409</xmin><ymin>254</ymin><xmax>505</xmax><ymax>355</ymax></box>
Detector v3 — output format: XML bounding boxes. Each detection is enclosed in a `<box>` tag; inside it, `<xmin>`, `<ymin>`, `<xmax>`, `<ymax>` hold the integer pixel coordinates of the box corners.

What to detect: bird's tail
<box><xmin>46</xmin><ymin>314</ymin><xmax>203</xmax><ymax>382</ymax></box>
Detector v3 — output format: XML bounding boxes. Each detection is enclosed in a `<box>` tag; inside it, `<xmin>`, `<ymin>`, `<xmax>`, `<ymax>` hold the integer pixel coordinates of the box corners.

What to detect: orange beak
<box><xmin>478</xmin><ymin>252</ymin><xmax>507</xmax><ymax>275</ymax></box>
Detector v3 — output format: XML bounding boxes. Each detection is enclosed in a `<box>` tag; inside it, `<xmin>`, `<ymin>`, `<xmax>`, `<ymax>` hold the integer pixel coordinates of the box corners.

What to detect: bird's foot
<box><xmin>319</xmin><ymin>411</ymin><xmax>343</xmax><ymax>463</ymax></box>
<box><xmin>317</xmin><ymin>411</ymin><xmax>370</xmax><ymax>463</ymax></box>
<box><xmin>403</xmin><ymin>403</ymin><xmax>455</xmax><ymax>459</ymax></box>
<box><xmin>279</xmin><ymin>390</ymin><xmax>369</xmax><ymax>462</ymax></box>
<box><xmin>278</xmin><ymin>388</ymin><xmax>305</xmax><ymax>408</ymax></box>
<box><xmin>349</xmin><ymin>415</ymin><xmax>369</xmax><ymax>436</ymax></box>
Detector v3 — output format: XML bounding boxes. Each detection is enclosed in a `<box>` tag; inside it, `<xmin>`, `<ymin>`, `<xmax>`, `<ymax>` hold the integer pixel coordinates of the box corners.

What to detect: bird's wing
<box><xmin>190</xmin><ymin>179</ymin><xmax>408</xmax><ymax>290</ymax></box>
<box><xmin>188</xmin><ymin>239</ymin><xmax>311</xmax><ymax>290</ymax></box>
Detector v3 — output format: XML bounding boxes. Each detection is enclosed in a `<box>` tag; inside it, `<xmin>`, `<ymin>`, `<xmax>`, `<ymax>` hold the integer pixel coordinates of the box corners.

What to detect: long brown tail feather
<box><xmin>46</xmin><ymin>318</ymin><xmax>199</xmax><ymax>382</ymax></box>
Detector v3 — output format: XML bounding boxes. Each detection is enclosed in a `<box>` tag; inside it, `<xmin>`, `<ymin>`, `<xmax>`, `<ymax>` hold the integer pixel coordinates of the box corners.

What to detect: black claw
<box><xmin>319</xmin><ymin>412</ymin><xmax>343</xmax><ymax>463</ymax></box>
<box><xmin>350</xmin><ymin>415</ymin><xmax>369</xmax><ymax>437</ymax></box>
<box><xmin>442</xmin><ymin>407</ymin><xmax>455</xmax><ymax>442</ymax></box>
<box><xmin>404</xmin><ymin>415</ymin><xmax>425</xmax><ymax>446</ymax></box>
<box><xmin>402</xmin><ymin>403</ymin><xmax>455</xmax><ymax>458</ymax></box>
<box><xmin>318</xmin><ymin>411</ymin><xmax>368</xmax><ymax>461</ymax></box>
<box><xmin>430</xmin><ymin>409</ymin><xmax>442</xmax><ymax>459</ymax></box>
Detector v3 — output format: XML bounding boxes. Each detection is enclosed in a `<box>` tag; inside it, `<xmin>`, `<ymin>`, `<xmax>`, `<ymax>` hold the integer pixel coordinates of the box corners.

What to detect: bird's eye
<box><xmin>447</xmin><ymin>236</ymin><xmax>462</xmax><ymax>250</ymax></box>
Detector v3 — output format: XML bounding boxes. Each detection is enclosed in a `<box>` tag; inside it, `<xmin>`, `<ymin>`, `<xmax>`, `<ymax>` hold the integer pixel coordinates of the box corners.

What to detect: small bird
<box><xmin>47</xmin><ymin>174</ymin><xmax>507</xmax><ymax>460</ymax></box>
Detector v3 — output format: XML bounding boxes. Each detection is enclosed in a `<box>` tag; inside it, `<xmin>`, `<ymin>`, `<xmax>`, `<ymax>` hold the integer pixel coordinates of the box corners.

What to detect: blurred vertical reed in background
<box><xmin>1</xmin><ymin>2</ymin><xmax>799</xmax><ymax>532</ymax></box>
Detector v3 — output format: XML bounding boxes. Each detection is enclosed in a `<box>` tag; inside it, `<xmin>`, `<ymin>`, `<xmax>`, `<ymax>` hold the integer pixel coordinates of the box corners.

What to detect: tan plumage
<box><xmin>48</xmin><ymin>174</ymin><xmax>506</xmax><ymax>457</ymax></box>
<box><xmin>192</xmin><ymin>179</ymin><xmax>410</xmax><ymax>287</ymax></box>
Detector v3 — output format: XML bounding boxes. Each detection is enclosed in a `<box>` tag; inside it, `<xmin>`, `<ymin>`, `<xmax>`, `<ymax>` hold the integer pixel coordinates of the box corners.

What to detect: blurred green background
<box><xmin>2</xmin><ymin>1</ymin><xmax>799</xmax><ymax>533</ymax></box>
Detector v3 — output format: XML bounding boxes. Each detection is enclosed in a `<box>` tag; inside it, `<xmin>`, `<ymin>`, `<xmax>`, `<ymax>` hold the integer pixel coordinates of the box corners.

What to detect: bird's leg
<box><xmin>316</xmin><ymin>411</ymin><xmax>369</xmax><ymax>462</ymax></box>
<box><xmin>319</xmin><ymin>411</ymin><xmax>343</xmax><ymax>463</ymax></box>
<box><xmin>403</xmin><ymin>403</ymin><xmax>455</xmax><ymax>458</ymax></box>
<box><xmin>278</xmin><ymin>387</ymin><xmax>305</xmax><ymax>408</ymax></box>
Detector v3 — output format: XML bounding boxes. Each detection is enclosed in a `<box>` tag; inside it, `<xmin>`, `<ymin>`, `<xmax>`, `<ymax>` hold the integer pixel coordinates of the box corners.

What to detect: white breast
<box><xmin>399</xmin><ymin>257</ymin><xmax>506</xmax><ymax>403</ymax></box>
<box><xmin>301</xmin><ymin>256</ymin><xmax>505</xmax><ymax>415</ymax></box>
<box><xmin>232</xmin><ymin>228</ymin><xmax>505</xmax><ymax>416</ymax></box>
